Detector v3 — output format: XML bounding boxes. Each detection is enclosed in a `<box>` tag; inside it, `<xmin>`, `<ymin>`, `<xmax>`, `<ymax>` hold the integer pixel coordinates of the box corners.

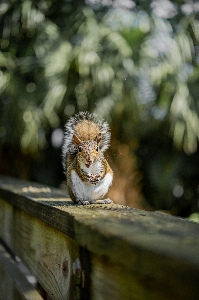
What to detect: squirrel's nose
<box><xmin>85</xmin><ymin>158</ymin><xmax>92</xmax><ymax>168</ymax></box>
<box><xmin>86</xmin><ymin>157</ymin><xmax>93</xmax><ymax>165</ymax></box>
<box><xmin>86</xmin><ymin>155</ymin><xmax>92</xmax><ymax>162</ymax></box>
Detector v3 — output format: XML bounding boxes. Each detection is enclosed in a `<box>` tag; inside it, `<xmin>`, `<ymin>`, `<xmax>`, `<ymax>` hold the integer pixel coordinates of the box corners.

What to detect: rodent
<box><xmin>62</xmin><ymin>111</ymin><xmax>113</xmax><ymax>205</ymax></box>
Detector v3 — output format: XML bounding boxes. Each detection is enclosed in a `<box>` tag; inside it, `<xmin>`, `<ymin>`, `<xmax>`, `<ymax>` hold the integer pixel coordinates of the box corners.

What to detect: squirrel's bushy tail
<box><xmin>62</xmin><ymin>111</ymin><xmax>111</xmax><ymax>172</ymax></box>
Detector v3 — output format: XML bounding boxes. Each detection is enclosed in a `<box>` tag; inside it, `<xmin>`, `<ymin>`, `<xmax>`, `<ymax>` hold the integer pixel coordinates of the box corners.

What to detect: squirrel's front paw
<box><xmin>77</xmin><ymin>199</ymin><xmax>90</xmax><ymax>205</ymax></box>
<box><xmin>87</xmin><ymin>173</ymin><xmax>101</xmax><ymax>184</ymax></box>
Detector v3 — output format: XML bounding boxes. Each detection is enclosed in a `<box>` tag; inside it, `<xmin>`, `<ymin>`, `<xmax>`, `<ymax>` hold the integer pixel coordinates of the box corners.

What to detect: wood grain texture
<box><xmin>1</xmin><ymin>176</ymin><xmax>199</xmax><ymax>299</ymax></box>
<box><xmin>0</xmin><ymin>243</ymin><xmax>43</xmax><ymax>300</ymax></box>
<box><xmin>90</xmin><ymin>253</ymin><xmax>199</xmax><ymax>300</ymax></box>
<box><xmin>0</xmin><ymin>198</ymin><xmax>80</xmax><ymax>300</ymax></box>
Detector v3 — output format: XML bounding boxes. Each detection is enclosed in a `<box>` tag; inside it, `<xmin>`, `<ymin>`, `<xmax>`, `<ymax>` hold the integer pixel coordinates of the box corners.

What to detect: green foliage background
<box><xmin>1</xmin><ymin>0</ymin><xmax>199</xmax><ymax>217</ymax></box>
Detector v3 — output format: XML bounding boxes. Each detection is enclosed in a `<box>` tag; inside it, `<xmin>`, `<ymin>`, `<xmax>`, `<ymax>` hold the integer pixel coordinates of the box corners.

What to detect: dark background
<box><xmin>1</xmin><ymin>0</ymin><xmax>199</xmax><ymax>220</ymax></box>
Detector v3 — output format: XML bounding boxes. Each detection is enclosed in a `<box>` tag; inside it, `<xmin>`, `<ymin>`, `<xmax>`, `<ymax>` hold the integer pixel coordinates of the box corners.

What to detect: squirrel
<box><xmin>62</xmin><ymin>111</ymin><xmax>113</xmax><ymax>205</ymax></box>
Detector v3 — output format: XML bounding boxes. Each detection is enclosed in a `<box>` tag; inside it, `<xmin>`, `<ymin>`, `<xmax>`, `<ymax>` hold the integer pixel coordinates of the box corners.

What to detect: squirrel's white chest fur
<box><xmin>71</xmin><ymin>170</ymin><xmax>113</xmax><ymax>201</ymax></box>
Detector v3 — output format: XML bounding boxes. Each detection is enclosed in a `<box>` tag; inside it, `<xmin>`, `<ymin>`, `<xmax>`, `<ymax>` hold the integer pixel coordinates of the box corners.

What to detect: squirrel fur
<box><xmin>62</xmin><ymin>111</ymin><xmax>113</xmax><ymax>205</ymax></box>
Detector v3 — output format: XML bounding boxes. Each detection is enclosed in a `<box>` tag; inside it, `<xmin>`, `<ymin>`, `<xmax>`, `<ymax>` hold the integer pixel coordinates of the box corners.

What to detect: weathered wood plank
<box><xmin>0</xmin><ymin>198</ymin><xmax>80</xmax><ymax>300</ymax></box>
<box><xmin>1</xmin><ymin>176</ymin><xmax>199</xmax><ymax>299</ymax></box>
<box><xmin>0</xmin><ymin>243</ymin><xmax>43</xmax><ymax>300</ymax></box>
<box><xmin>90</xmin><ymin>253</ymin><xmax>199</xmax><ymax>300</ymax></box>
<box><xmin>77</xmin><ymin>213</ymin><xmax>199</xmax><ymax>300</ymax></box>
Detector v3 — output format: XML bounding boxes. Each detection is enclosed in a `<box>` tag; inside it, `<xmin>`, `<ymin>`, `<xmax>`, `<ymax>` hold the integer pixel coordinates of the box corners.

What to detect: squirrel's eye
<box><xmin>96</xmin><ymin>146</ymin><xmax>99</xmax><ymax>151</ymax></box>
<box><xmin>78</xmin><ymin>146</ymin><xmax>82</xmax><ymax>152</ymax></box>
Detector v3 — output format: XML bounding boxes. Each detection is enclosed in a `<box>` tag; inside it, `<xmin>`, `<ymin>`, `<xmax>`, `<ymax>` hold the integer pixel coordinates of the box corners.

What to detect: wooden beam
<box><xmin>0</xmin><ymin>198</ymin><xmax>80</xmax><ymax>300</ymax></box>
<box><xmin>0</xmin><ymin>243</ymin><xmax>43</xmax><ymax>300</ymax></box>
<box><xmin>1</xmin><ymin>176</ymin><xmax>199</xmax><ymax>299</ymax></box>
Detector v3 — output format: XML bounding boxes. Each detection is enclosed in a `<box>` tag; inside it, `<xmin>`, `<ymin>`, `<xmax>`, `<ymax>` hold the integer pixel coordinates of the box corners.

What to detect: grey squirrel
<box><xmin>62</xmin><ymin>111</ymin><xmax>113</xmax><ymax>205</ymax></box>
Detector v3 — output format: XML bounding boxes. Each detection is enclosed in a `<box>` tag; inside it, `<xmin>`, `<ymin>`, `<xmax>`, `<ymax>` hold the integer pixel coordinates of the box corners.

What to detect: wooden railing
<box><xmin>0</xmin><ymin>176</ymin><xmax>199</xmax><ymax>300</ymax></box>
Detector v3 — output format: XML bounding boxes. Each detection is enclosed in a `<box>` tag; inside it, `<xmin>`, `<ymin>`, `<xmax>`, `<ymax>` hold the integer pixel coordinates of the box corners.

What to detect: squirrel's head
<box><xmin>73</xmin><ymin>133</ymin><xmax>102</xmax><ymax>168</ymax></box>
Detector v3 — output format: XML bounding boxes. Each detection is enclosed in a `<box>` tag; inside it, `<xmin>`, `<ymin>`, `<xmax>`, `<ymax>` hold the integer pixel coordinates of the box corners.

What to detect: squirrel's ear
<box><xmin>95</xmin><ymin>133</ymin><xmax>102</xmax><ymax>145</ymax></box>
<box><xmin>73</xmin><ymin>134</ymin><xmax>82</xmax><ymax>145</ymax></box>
